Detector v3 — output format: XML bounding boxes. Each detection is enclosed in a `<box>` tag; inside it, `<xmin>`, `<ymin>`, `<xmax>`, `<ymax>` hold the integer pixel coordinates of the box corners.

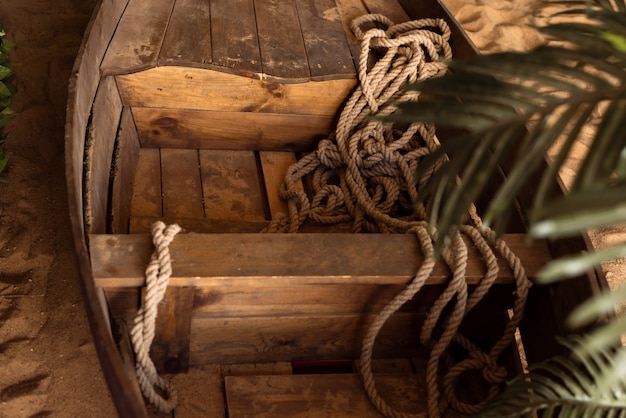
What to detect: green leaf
<box><xmin>531</xmin><ymin>204</ymin><xmax>626</xmax><ymax>239</ymax></box>
<box><xmin>569</xmin><ymin>284</ymin><xmax>626</xmax><ymax>328</ymax></box>
<box><xmin>0</xmin><ymin>149</ymin><xmax>8</xmax><ymax>172</ymax></box>
<box><xmin>0</xmin><ymin>64</ymin><xmax>12</xmax><ymax>80</ymax></box>
<box><xmin>602</xmin><ymin>31</ymin><xmax>626</xmax><ymax>52</ymax></box>
<box><xmin>537</xmin><ymin>242</ymin><xmax>626</xmax><ymax>283</ymax></box>
<box><xmin>0</xmin><ymin>80</ymin><xmax>11</xmax><ymax>98</ymax></box>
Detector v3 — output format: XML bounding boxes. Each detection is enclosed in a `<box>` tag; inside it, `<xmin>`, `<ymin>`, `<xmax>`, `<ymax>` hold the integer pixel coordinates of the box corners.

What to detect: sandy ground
<box><xmin>0</xmin><ymin>0</ymin><xmax>622</xmax><ymax>416</ymax></box>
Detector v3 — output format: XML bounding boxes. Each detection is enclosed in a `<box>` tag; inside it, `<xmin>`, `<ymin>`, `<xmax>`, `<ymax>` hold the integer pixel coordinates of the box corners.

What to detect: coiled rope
<box><xmin>130</xmin><ymin>221</ymin><xmax>180</xmax><ymax>413</ymax></box>
<box><xmin>266</xmin><ymin>14</ymin><xmax>532</xmax><ymax>418</ymax></box>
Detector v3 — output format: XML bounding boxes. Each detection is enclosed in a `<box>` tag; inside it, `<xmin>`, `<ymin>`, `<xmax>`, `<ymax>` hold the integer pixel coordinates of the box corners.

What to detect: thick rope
<box><xmin>130</xmin><ymin>221</ymin><xmax>181</xmax><ymax>414</ymax></box>
<box><xmin>265</xmin><ymin>14</ymin><xmax>533</xmax><ymax>418</ymax></box>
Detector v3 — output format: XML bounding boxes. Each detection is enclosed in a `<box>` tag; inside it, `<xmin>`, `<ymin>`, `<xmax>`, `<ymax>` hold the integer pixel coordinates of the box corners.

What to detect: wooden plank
<box><xmin>101</xmin><ymin>0</ymin><xmax>176</xmax><ymax>74</ymax></box>
<box><xmin>221</xmin><ymin>362</ymin><xmax>292</xmax><ymax>377</ymax></box>
<box><xmin>190</xmin><ymin>280</ymin><xmax>458</xmax><ymax>317</ymax></box>
<box><xmin>190</xmin><ymin>313</ymin><xmax>424</xmax><ymax>364</ymax></box>
<box><xmin>89</xmin><ymin>233</ymin><xmax>551</xmax><ymax>287</ymax></box>
<box><xmin>115</xmin><ymin>67</ymin><xmax>356</xmax><ymax>115</ymax></box>
<box><xmin>225</xmin><ymin>374</ymin><xmax>426</xmax><ymax>417</ymax></box>
<box><xmin>151</xmin><ymin>287</ymin><xmax>194</xmax><ymax>373</ymax></box>
<box><xmin>362</xmin><ymin>0</ymin><xmax>410</xmax><ymax>23</ymax></box>
<box><xmin>110</xmin><ymin>107</ymin><xmax>140</xmax><ymax>233</ymax></box>
<box><xmin>199</xmin><ymin>150</ymin><xmax>266</xmax><ymax>221</ymax></box>
<box><xmin>158</xmin><ymin>0</ymin><xmax>212</xmax><ymax>67</ymax></box>
<box><xmin>130</xmin><ymin>148</ymin><xmax>162</xmax><ymax>218</ymax></box>
<box><xmin>161</xmin><ymin>149</ymin><xmax>204</xmax><ymax>218</ymax></box>
<box><xmin>255</xmin><ymin>0</ymin><xmax>310</xmax><ymax>82</ymax></box>
<box><xmin>295</xmin><ymin>0</ymin><xmax>356</xmax><ymax>80</ymax></box>
<box><xmin>397</xmin><ymin>0</ymin><xmax>479</xmax><ymax>60</ymax></box>
<box><xmin>104</xmin><ymin>288</ymin><xmax>140</xmax><ymax>321</ymax></box>
<box><xmin>210</xmin><ymin>0</ymin><xmax>262</xmax><ymax>74</ymax></box>
<box><xmin>129</xmin><ymin>216</ymin><xmax>269</xmax><ymax>234</ymax></box>
<box><xmin>335</xmin><ymin>0</ymin><xmax>370</xmax><ymax>63</ymax></box>
<box><xmin>132</xmin><ymin>107</ymin><xmax>332</xmax><ymax>152</ymax></box>
<box><xmin>258</xmin><ymin>152</ymin><xmax>304</xmax><ymax>217</ymax></box>
<box><xmin>84</xmin><ymin>76</ymin><xmax>123</xmax><ymax>234</ymax></box>
<box><xmin>66</xmin><ymin>0</ymin><xmax>151</xmax><ymax>415</ymax></box>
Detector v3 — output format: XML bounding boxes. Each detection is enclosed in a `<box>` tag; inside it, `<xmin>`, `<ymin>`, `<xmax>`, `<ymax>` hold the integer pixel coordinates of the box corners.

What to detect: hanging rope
<box><xmin>130</xmin><ymin>221</ymin><xmax>181</xmax><ymax>414</ymax></box>
<box><xmin>265</xmin><ymin>14</ymin><xmax>533</xmax><ymax>418</ymax></box>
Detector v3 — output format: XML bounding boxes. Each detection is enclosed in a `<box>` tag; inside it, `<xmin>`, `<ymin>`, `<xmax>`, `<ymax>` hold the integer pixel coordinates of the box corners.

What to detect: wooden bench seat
<box><xmin>90</xmin><ymin>232</ymin><xmax>549</xmax><ymax>288</ymax></box>
<box><xmin>90</xmin><ymin>231</ymin><xmax>546</xmax><ymax>369</ymax></box>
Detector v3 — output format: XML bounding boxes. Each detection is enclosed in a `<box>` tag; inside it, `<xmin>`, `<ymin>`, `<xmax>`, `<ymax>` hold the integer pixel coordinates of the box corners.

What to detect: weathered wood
<box><xmin>335</xmin><ymin>0</ymin><xmax>370</xmax><ymax>63</ymax></box>
<box><xmin>129</xmin><ymin>216</ymin><xmax>269</xmax><ymax>234</ymax></box>
<box><xmin>190</xmin><ymin>281</ymin><xmax>458</xmax><ymax>317</ymax></box>
<box><xmin>84</xmin><ymin>76</ymin><xmax>123</xmax><ymax>234</ymax></box>
<box><xmin>89</xmin><ymin>233</ymin><xmax>550</xmax><ymax>287</ymax></box>
<box><xmin>104</xmin><ymin>287</ymin><xmax>140</xmax><ymax>321</ymax></box>
<box><xmin>65</xmin><ymin>0</ymin><xmax>150</xmax><ymax>415</ymax></box>
<box><xmin>296</xmin><ymin>0</ymin><xmax>355</xmax><ymax>80</ymax></box>
<box><xmin>161</xmin><ymin>149</ymin><xmax>204</xmax><ymax>219</ymax></box>
<box><xmin>199</xmin><ymin>150</ymin><xmax>266</xmax><ymax>221</ymax></box>
<box><xmin>101</xmin><ymin>0</ymin><xmax>175</xmax><ymax>74</ymax></box>
<box><xmin>259</xmin><ymin>152</ymin><xmax>304</xmax><ymax>217</ymax></box>
<box><xmin>255</xmin><ymin>0</ymin><xmax>310</xmax><ymax>82</ymax></box>
<box><xmin>190</xmin><ymin>312</ymin><xmax>425</xmax><ymax>364</ymax></box>
<box><xmin>397</xmin><ymin>0</ymin><xmax>479</xmax><ymax>60</ymax></box>
<box><xmin>115</xmin><ymin>67</ymin><xmax>357</xmax><ymax>115</ymax></box>
<box><xmin>362</xmin><ymin>0</ymin><xmax>409</xmax><ymax>23</ymax></box>
<box><xmin>158</xmin><ymin>0</ymin><xmax>212</xmax><ymax>68</ymax></box>
<box><xmin>225</xmin><ymin>374</ymin><xmax>429</xmax><ymax>417</ymax></box>
<box><xmin>110</xmin><ymin>107</ymin><xmax>140</xmax><ymax>233</ymax></box>
<box><xmin>151</xmin><ymin>286</ymin><xmax>194</xmax><ymax>373</ymax></box>
<box><xmin>130</xmin><ymin>148</ymin><xmax>162</xmax><ymax>218</ymax></box>
<box><xmin>132</xmin><ymin>107</ymin><xmax>332</xmax><ymax>152</ymax></box>
<box><xmin>210</xmin><ymin>0</ymin><xmax>262</xmax><ymax>74</ymax></box>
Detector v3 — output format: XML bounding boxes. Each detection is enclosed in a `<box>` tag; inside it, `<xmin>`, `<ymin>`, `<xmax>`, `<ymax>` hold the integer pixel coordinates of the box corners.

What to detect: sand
<box><xmin>0</xmin><ymin>0</ymin><xmax>622</xmax><ymax>416</ymax></box>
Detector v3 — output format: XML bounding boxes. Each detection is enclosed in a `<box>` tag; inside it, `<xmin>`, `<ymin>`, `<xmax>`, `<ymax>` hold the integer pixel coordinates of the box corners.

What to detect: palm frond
<box><xmin>387</xmin><ymin>0</ymin><xmax>626</xmax><ymax>247</ymax></box>
<box><xmin>477</xmin><ymin>339</ymin><xmax>626</xmax><ymax>418</ymax></box>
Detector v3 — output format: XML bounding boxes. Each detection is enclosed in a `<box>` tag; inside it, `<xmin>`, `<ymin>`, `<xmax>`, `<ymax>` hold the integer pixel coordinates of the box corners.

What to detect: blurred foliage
<box><xmin>0</xmin><ymin>23</ymin><xmax>15</xmax><ymax>184</ymax></box>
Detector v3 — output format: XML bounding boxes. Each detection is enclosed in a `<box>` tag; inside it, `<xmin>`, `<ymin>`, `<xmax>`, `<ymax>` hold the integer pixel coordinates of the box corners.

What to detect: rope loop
<box><xmin>131</xmin><ymin>221</ymin><xmax>181</xmax><ymax>413</ymax></box>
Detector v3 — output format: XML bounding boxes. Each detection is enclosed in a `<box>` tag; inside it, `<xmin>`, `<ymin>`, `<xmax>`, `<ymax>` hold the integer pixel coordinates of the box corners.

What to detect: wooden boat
<box><xmin>65</xmin><ymin>0</ymin><xmax>606</xmax><ymax>416</ymax></box>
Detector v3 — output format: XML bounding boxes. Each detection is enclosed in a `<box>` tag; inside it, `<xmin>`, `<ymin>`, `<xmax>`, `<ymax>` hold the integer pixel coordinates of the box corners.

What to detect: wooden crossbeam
<box><xmin>90</xmin><ymin>232</ymin><xmax>549</xmax><ymax>288</ymax></box>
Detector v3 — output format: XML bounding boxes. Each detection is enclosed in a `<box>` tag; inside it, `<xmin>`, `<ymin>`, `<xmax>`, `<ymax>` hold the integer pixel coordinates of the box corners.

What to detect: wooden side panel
<box><xmin>115</xmin><ymin>67</ymin><xmax>356</xmax><ymax>115</ymax></box>
<box><xmin>255</xmin><ymin>0</ymin><xmax>310</xmax><ymax>82</ymax></box>
<box><xmin>132</xmin><ymin>107</ymin><xmax>332</xmax><ymax>152</ymax></box>
<box><xmin>362</xmin><ymin>0</ymin><xmax>409</xmax><ymax>23</ymax></box>
<box><xmin>397</xmin><ymin>0</ymin><xmax>479</xmax><ymax>60</ymax></box>
<box><xmin>160</xmin><ymin>149</ymin><xmax>204</xmax><ymax>219</ymax></box>
<box><xmin>258</xmin><ymin>152</ymin><xmax>303</xmax><ymax>218</ymax></box>
<box><xmin>295</xmin><ymin>0</ymin><xmax>355</xmax><ymax>80</ymax></box>
<box><xmin>109</xmin><ymin>107</ymin><xmax>140</xmax><ymax>234</ymax></box>
<box><xmin>210</xmin><ymin>0</ymin><xmax>262</xmax><ymax>73</ymax></box>
<box><xmin>191</xmin><ymin>281</ymin><xmax>449</xmax><ymax>318</ymax></box>
<box><xmin>189</xmin><ymin>313</ymin><xmax>423</xmax><ymax>364</ymax></box>
<box><xmin>159</xmin><ymin>0</ymin><xmax>212</xmax><ymax>67</ymax></box>
<box><xmin>84</xmin><ymin>76</ymin><xmax>123</xmax><ymax>234</ymax></box>
<box><xmin>199</xmin><ymin>150</ymin><xmax>266</xmax><ymax>221</ymax></box>
<box><xmin>151</xmin><ymin>287</ymin><xmax>195</xmax><ymax>373</ymax></box>
<box><xmin>101</xmin><ymin>0</ymin><xmax>176</xmax><ymax>74</ymax></box>
<box><xmin>130</xmin><ymin>148</ymin><xmax>162</xmax><ymax>218</ymax></box>
<box><xmin>225</xmin><ymin>374</ymin><xmax>425</xmax><ymax>417</ymax></box>
<box><xmin>65</xmin><ymin>0</ymin><xmax>150</xmax><ymax>415</ymax></box>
